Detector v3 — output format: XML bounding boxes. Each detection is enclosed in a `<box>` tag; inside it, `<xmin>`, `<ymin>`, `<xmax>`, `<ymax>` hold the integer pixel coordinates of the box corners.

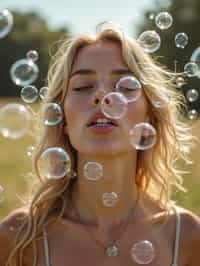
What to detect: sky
<box><xmin>0</xmin><ymin>0</ymin><xmax>157</xmax><ymax>37</ymax></box>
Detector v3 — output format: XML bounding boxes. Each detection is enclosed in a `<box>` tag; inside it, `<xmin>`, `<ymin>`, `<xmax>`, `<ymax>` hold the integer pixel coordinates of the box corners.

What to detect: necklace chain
<box><xmin>70</xmin><ymin>190</ymin><xmax>140</xmax><ymax>255</ymax></box>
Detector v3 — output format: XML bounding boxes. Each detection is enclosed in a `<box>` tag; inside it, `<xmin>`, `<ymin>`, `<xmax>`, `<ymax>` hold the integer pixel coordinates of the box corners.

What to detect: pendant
<box><xmin>105</xmin><ymin>244</ymin><xmax>119</xmax><ymax>256</ymax></box>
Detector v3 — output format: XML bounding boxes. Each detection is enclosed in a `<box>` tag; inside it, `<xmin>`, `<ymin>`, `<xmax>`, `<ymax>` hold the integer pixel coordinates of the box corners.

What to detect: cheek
<box><xmin>64</xmin><ymin>96</ymin><xmax>88</xmax><ymax>128</ymax></box>
<box><xmin>126</xmin><ymin>95</ymin><xmax>149</xmax><ymax>126</ymax></box>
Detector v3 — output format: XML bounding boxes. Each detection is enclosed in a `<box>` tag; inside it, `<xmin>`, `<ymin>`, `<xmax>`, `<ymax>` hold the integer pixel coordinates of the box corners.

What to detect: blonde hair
<box><xmin>6</xmin><ymin>21</ymin><xmax>196</xmax><ymax>266</ymax></box>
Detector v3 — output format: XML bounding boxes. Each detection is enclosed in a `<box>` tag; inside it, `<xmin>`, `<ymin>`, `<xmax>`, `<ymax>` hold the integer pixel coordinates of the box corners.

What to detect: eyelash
<box><xmin>73</xmin><ymin>86</ymin><xmax>94</xmax><ymax>91</ymax></box>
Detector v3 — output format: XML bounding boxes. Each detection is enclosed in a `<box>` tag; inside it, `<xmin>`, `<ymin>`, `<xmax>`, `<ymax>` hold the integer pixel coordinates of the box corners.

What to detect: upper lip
<box><xmin>87</xmin><ymin>111</ymin><xmax>118</xmax><ymax>127</ymax></box>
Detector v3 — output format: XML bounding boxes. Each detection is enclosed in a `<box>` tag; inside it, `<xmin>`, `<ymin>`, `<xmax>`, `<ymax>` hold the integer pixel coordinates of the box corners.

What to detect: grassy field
<box><xmin>0</xmin><ymin>97</ymin><xmax>200</xmax><ymax>221</ymax></box>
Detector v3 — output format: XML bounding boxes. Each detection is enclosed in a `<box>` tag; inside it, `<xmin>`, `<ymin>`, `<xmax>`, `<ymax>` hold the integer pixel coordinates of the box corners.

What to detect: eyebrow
<box><xmin>70</xmin><ymin>68</ymin><xmax>133</xmax><ymax>78</ymax></box>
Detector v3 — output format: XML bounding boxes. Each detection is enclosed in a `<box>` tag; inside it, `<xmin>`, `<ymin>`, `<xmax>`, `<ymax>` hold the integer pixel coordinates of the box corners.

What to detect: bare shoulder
<box><xmin>175</xmin><ymin>205</ymin><xmax>200</xmax><ymax>266</ymax></box>
<box><xmin>0</xmin><ymin>207</ymin><xmax>28</xmax><ymax>265</ymax></box>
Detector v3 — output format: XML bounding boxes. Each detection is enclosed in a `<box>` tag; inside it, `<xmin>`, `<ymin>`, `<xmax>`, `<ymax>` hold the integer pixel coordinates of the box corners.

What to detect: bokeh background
<box><xmin>0</xmin><ymin>0</ymin><xmax>200</xmax><ymax>220</ymax></box>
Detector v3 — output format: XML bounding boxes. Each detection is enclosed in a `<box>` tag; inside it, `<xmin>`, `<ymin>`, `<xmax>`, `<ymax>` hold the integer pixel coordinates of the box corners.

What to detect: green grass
<box><xmin>0</xmin><ymin>97</ymin><xmax>200</xmax><ymax>220</ymax></box>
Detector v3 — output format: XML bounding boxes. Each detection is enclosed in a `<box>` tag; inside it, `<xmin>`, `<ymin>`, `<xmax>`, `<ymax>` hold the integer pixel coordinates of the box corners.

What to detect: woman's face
<box><xmin>64</xmin><ymin>41</ymin><xmax>149</xmax><ymax>156</ymax></box>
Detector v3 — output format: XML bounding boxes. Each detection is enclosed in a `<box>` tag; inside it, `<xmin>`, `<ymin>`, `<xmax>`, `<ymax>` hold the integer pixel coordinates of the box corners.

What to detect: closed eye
<box><xmin>73</xmin><ymin>86</ymin><xmax>94</xmax><ymax>91</ymax></box>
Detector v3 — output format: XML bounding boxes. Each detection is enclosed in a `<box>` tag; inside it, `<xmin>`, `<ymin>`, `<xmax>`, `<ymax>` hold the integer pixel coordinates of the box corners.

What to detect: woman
<box><xmin>0</xmin><ymin>22</ymin><xmax>200</xmax><ymax>266</ymax></box>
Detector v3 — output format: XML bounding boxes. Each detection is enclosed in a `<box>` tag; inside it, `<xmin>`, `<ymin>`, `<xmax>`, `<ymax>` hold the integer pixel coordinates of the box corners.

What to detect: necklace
<box><xmin>70</xmin><ymin>190</ymin><xmax>140</xmax><ymax>257</ymax></box>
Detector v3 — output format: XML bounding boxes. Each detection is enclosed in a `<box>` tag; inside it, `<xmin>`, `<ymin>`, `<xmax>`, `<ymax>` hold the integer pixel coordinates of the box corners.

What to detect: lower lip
<box><xmin>88</xmin><ymin>124</ymin><xmax>117</xmax><ymax>134</ymax></box>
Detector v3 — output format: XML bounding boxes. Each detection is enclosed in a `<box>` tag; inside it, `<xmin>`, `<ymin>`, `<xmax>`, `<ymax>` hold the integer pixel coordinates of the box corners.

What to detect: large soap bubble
<box><xmin>115</xmin><ymin>76</ymin><xmax>142</xmax><ymax>103</ymax></box>
<box><xmin>129</xmin><ymin>122</ymin><xmax>157</xmax><ymax>150</ymax></box>
<box><xmin>41</xmin><ymin>103</ymin><xmax>63</xmax><ymax>126</ymax></box>
<box><xmin>101</xmin><ymin>92</ymin><xmax>128</xmax><ymax>119</ymax></box>
<box><xmin>10</xmin><ymin>58</ymin><xmax>39</xmax><ymax>87</ymax></box>
<box><xmin>138</xmin><ymin>31</ymin><xmax>161</xmax><ymax>54</ymax></box>
<box><xmin>0</xmin><ymin>103</ymin><xmax>32</xmax><ymax>139</ymax></box>
<box><xmin>191</xmin><ymin>47</ymin><xmax>200</xmax><ymax>67</ymax></box>
<box><xmin>38</xmin><ymin>147</ymin><xmax>71</xmax><ymax>179</ymax></box>
<box><xmin>0</xmin><ymin>9</ymin><xmax>13</xmax><ymax>39</ymax></box>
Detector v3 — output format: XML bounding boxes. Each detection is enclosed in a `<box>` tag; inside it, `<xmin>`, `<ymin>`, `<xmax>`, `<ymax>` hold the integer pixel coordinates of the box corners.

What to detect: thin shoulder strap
<box><xmin>171</xmin><ymin>205</ymin><xmax>181</xmax><ymax>266</ymax></box>
<box><xmin>43</xmin><ymin>227</ymin><xmax>51</xmax><ymax>266</ymax></box>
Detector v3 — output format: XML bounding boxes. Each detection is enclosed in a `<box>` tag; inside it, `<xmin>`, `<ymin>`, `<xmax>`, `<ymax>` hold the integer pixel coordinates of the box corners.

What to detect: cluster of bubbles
<box><xmin>0</xmin><ymin>7</ymin><xmax>198</xmax><ymax>264</ymax></box>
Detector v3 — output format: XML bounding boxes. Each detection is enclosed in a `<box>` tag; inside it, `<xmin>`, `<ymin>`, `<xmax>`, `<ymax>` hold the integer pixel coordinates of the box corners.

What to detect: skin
<box><xmin>0</xmin><ymin>41</ymin><xmax>200</xmax><ymax>266</ymax></box>
<box><xmin>63</xmin><ymin>41</ymin><xmax>150</xmax><ymax>234</ymax></box>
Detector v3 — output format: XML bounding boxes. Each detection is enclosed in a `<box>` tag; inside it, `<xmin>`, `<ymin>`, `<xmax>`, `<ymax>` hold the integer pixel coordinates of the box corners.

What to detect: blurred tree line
<box><xmin>0</xmin><ymin>10</ymin><xmax>69</xmax><ymax>97</ymax></box>
<box><xmin>136</xmin><ymin>0</ymin><xmax>200</xmax><ymax>113</ymax></box>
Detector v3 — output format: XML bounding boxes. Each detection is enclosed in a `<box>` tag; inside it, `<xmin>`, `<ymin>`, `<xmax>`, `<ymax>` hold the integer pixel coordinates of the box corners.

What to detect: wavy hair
<box><xmin>6</xmin><ymin>21</ymin><xmax>196</xmax><ymax>266</ymax></box>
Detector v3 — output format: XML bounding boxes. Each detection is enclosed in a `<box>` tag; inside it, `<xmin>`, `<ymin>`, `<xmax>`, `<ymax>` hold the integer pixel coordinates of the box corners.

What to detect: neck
<box><xmin>68</xmin><ymin>151</ymin><xmax>142</xmax><ymax>233</ymax></box>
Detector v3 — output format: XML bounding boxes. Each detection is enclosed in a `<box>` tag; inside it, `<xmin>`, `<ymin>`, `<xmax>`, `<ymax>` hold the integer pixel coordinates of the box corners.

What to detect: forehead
<box><xmin>71</xmin><ymin>41</ymin><xmax>128</xmax><ymax>72</ymax></box>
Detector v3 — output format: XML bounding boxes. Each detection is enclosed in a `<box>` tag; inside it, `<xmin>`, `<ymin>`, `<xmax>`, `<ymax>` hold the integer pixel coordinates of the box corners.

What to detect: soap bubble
<box><xmin>138</xmin><ymin>30</ymin><xmax>161</xmax><ymax>53</ymax></box>
<box><xmin>0</xmin><ymin>103</ymin><xmax>32</xmax><ymax>139</ymax></box>
<box><xmin>155</xmin><ymin>12</ymin><xmax>173</xmax><ymax>30</ymax></box>
<box><xmin>101</xmin><ymin>92</ymin><xmax>128</xmax><ymax>119</ymax></box>
<box><xmin>41</xmin><ymin>103</ymin><xmax>63</xmax><ymax>126</ymax></box>
<box><xmin>175</xmin><ymin>77</ymin><xmax>186</xmax><ymax>88</ymax></box>
<box><xmin>115</xmin><ymin>76</ymin><xmax>142</xmax><ymax>103</ymax></box>
<box><xmin>148</xmin><ymin>13</ymin><xmax>155</xmax><ymax>20</ymax></box>
<box><xmin>129</xmin><ymin>122</ymin><xmax>157</xmax><ymax>150</ymax></box>
<box><xmin>184</xmin><ymin>62</ymin><xmax>200</xmax><ymax>77</ymax></box>
<box><xmin>186</xmin><ymin>89</ymin><xmax>199</xmax><ymax>102</ymax></box>
<box><xmin>83</xmin><ymin>162</ymin><xmax>103</xmax><ymax>181</ymax></box>
<box><xmin>26</xmin><ymin>50</ymin><xmax>39</xmax><ymax>62</ymax></box>
<box><xmin>38</xmin><ymin>147</ymin><xmax>71</xmax><ymax>179</ymax></box>
<box><xmin>10</xmin><ymin>58</ymin><xmax>39</xmax><ymax>86</ymax></box>
<box><xmin>0</xmin><ymin>9</ymin><xmax>13</xmax><ymax>39</ymax></box>
<box><xmin>102</xmin><ymin>192</ymin><xmax>118</xmax><ymax>207</ymax></box>
<box><xmin>39</xmin><ymin>87</ymin><xmax>49</xmax><ymax>100</ymax></box>
<box><xmin>175</xmin><ymin>33</ymin><xmax>189</xmax><ymax>49</ymax></box>
<box><xmin>191</xmin><ymin>47</ymin><xmax>200</xmax><ymax>67</ymax></box>
<box><xmin>187</xmin><ymin>109</ymin><xmax>198</xmax><ymax>121</ymax></box>
<box><xmin>20</xmin><ymin>85</ymin><xmax>38</xmax><ymax>103</ymax></box>
<box><xmin>26</xmin><ymin>145</ymin><xmax>35</xmax><ymax>157</ymax></box>
<box><xmin>131</xmin><ymin>240</ymin><xmax>155</xmax><ymax>264</ymax></box>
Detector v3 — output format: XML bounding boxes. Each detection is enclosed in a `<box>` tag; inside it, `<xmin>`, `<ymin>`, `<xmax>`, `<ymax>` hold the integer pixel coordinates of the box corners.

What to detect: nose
<box><xmin>92</xmin><ymin>88</ymin><xmax>109</xmax><ymax>106</ymax></box>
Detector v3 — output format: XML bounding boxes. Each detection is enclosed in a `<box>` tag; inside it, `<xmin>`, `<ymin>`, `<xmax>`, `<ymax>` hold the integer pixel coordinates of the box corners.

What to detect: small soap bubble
<box><xmin>26</xmin><ymin>50</ymin><xmax>39</xmax><ymax>62</ymax></box>
<box><xmin>38</xmin><ymin>147</ymin><xmax>71</xmax><ymax>179</ymax></box>
<box><xmin>83</xmin><ymin>162</ymin><xmax>103</xmax><ymax>181</ymax></box>
<box><xmin>138</xmin><ymin>30</ymin><xmax>161</xmax><ymax>54</ymax></box>
<box><xmin>186</xmin><ymin>89</ymin><xmax>199</xmax><ymax>102</ymax></box>
<box><xmin>175</xmin><ymin>77</ymin><xmax>185</xmax><ymax>88</ymax></box>
<box><xmin>175</xmin><ymin>33</ymin><xmax>189</xmax><ymax>49</ymax></box>
<box><xmin>115</xmin><ymin>76</ymin><xmax>142</xmax><ymax>103</ymax></box>
<box><xmin>41</xmin><ymin>103</ymin><xmax>63</xmax><ymax>126</ymax></box>
<box><xmin>184</xmin><ymin>62</ymin><xmax>200</xmax><ymax>77</ymax></box>
<box><xmin>26</xmin><ymin>145</ymin><xmax>35</xmax><ymax>157</ymax></box>
<box><xmin>155</xmin><ymin>12</ymin><xmax>173</xmax><ymax>30</ymax></box>
<box><xmin>10</xmin><ymin>58</ymin><xmax>39</xmax><ymax>86</ymax></box>
<box><xmin>20</xmin><ymin>85</ymin><xmax>38</xmax><ymax>103</ymax></box>
<box><xmin>129</xmin><ymin>122</ymin><xmax>157</xmax><ymax>150</ymax></box>
<box><xmin>101</xmin><ymin>92</ymin><xmax>128</xmax><ymax>119</ymax></box>
<box><xmin>131</xmin><ymin>240</ymin><xmax>155</xmax><ymax>264</ymax></box>
<box><xmin>0</xmin><ymin>103</ymin><xmax>32</xmax><ymax>139</ymax></box>
<box><xmin>187</xmin><ymin>109</ymin><xmax>198</xmax><ymax>121</ymax></box>
<box><xmin>102</xmin><ymin>192</ymin><xmax>118</xmax><ymax>207</ymax></box>
<box><xmin>149</xmin><ymin>13</ymin><xmax>155</xmax><ymax>20</ymax></box>
<box><xmin>0</xmin><ymin>9</ymin><xmax>13</xmax><ymax>39</ymax></box>
<box><xmin>39</xmin><ymin>87</ymin><xmax>49</xmax><ymax>100</ymax></box>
